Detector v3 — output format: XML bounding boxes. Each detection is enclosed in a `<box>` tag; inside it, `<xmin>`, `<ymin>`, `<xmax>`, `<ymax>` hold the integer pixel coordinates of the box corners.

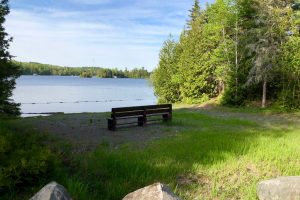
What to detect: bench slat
<box><xmin>145</xmin><ymin>108</ymin><xmax>170</xmax><ymax>115</ymax></box>
<box><xmin>144</xmin><ymin>104</ymin><xmax>172</xmax><ymax>110</ymax></box>
<box><xmin>108</xmin><ymin>104</ymin><xmax>172</xmax><ymax>131</ymax></box>
<box><xmin>113</xmin><ymin>111</ymin><xmax>144</xmax><ymax>118</ymax></box>
<box><xmin>112</xmin><ymin>104</ymin><xmax>171</xmax><ymax>112</ymax></box>
<box><xmin>115</xmin><ymin>115</ymin><xmax>143</xmax><ymax>119</ymax></box>
<box><xmin>112</xmin><ymin>106</ymin><xmax>144</xmax><ymax>112</ymax></box>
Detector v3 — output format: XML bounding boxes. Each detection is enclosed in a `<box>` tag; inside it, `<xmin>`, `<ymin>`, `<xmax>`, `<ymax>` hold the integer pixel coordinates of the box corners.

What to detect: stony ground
<box><xmin>19</xmin><ymin>105</ymin><xmax>300</xmax><ymax>152</ymax></box>
<box><xmin>20</xmin><ymin>112</ymin><xmax>180</xmax><ymax>152</ymax></box>
<box><xmin>14</xmin><ymin>105</ymin><xmax>300</xmax><ymax>199</ymax></box>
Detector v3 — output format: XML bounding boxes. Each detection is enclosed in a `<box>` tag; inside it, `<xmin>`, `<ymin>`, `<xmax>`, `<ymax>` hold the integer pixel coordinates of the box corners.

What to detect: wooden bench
<box><xmin>107</xmin><ymin>104</ymin><xmax>172</xmax><ymax>131</ymax></box>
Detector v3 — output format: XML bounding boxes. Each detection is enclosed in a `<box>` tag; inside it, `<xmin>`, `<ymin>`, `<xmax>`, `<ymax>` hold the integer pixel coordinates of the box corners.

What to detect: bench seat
<box><xmin>107</xmin><ymin>104</ymin><xmax>172</xmax><ymax>131</ymax></box>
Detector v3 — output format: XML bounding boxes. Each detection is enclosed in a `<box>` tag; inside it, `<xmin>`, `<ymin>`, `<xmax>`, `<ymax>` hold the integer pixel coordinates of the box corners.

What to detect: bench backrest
<box><xmin>111</xmin><ymin>104</ymin><xmax>172</xmax><ymax>118</ymax></box>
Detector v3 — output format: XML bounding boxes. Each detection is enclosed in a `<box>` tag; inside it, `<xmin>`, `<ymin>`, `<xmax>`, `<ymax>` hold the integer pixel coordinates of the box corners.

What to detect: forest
<box><xmin>2</xmin><ymin>1</ymin><xmax>300</xmax><ymax>199</ymax></box>
<box><xmin>12</xmin><ymin>61</ymin><xmax>150</xmax><ymax>79</ymax></box>
<box><xmin>152</xmin><ymin>0</ymin><xmax>300</xmax><ymax>108</ymax></box>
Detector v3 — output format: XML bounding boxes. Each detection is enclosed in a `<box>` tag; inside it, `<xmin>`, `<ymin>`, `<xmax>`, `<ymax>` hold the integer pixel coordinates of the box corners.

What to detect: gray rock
<box><xmin>30</xmin><ymin>182</ymin><xmax>72</xmax><ymax>200</ymax></box>
<box><xmin>257</xmin><ymin>176</ymin><xmax>300</xmax><ymax>200</ymax></box>
<box><xmin>123</xmin><ymin>182</ymin><xmax>181</xmax><ymax>200</ymax></box>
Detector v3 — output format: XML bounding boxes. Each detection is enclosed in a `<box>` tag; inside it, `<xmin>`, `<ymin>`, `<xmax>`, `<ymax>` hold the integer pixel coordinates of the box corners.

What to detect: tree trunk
<box><xmin>262</xmin><ymin>78</ymin><xmax>267</xmax><ymax>108</ymax></box>
<box><xmin>235</xmin><ymin>19</ymin><xmax>238</xmax><ymax>99</ymax></box>
<box><xmin>218</xmin><ymin>80</ymin><xmax>225</xmax><ymax>95</ymax></box>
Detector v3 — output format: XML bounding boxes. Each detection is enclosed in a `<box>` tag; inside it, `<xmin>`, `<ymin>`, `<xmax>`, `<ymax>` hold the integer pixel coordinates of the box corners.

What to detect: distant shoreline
<box><xmin>18</xmin><ymin>74</ymin><xmax>149</xmax><ymax>79</ymax></box>
<box><xmin>12</xmin><ymin>60</ymin><xmax>151</xmax><ymax>79</ymax></box>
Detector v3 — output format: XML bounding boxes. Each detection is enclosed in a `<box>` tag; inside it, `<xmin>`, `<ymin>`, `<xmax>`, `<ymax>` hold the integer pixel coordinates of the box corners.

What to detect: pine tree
<box><xmin>178</xmin><ymin>0</ymin><xmax>233</xmax><ymax>103</ymax></box>
<box><xmin>276</xmin><ymin>1</ymin><xmax>300</xmax><ymax>108</ymax></box>
<box><xmin>187</xmin><ymin>0</ymin><xmax>201</xmax><ymax>29</ymax></box>
<box><xmin>246</xmin><ymin>0</ymin><xmax>292</xmax><ymax>108</ymax></box>
<box><xmin>151</xmin><ymin>36</ymin><xmax>181</xmax><ymax>103</ymax></box>
<box><xmin>178</xmin><ymin>10</ymin><xmax>214</xmax><ymax>103</ymax></box>
<box><xmin>152</xmin><ymin>0</ymin><xmax>300</xmax><ymax>108</ymax></box>
<box><xmin>0</xmin><ymin>0</ymin><xmax>20</xmax><ymax>116</ymax></box>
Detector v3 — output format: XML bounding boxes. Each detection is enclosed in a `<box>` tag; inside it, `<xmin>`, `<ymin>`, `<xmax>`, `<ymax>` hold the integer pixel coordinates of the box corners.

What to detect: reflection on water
<box><xmin>13</xmin><ymin>76</ymin><xmax>157</xmax><ymax>117</ymax></box>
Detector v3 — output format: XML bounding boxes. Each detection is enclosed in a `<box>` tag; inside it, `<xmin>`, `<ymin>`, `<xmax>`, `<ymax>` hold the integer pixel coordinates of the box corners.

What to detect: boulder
<box><xmin>257</xmin><ymin>176</ymin><xmax>300</xmax><ymax>200</ymax></box>
<box><xmin>123</xmin><ymin>182</ymin><xmax>181</xmax><ymax>200</ymax></box>
<box><xmin>30</xmin><ymin>182</ymin><xmax>72</xmax><ymax>200</ymax></box>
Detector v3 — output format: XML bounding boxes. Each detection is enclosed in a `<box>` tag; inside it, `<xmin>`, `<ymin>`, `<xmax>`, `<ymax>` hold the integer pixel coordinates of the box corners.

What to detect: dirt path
<box><xmin>19</xmin><ymin>106</ymin><xmax>300</xmax><ymax>152</ymax></box>
<box><xmin>181</xmin><ymin>104</ymin><xmax>300</xmax><ymax>129</ymax></box>
<box><xmin>20</xmin><ymin>113</ymin><xmax>178</xmax><ymax>152</ymax></box>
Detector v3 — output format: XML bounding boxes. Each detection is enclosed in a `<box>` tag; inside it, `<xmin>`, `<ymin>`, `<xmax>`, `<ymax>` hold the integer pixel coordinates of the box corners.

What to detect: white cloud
<box><xmin>5</xmin><ymin>1</ymin><xmax>198</xmax><ymax>70</ymax></box>
<box><xmin>69</xmin><ymin>0</ymin><xmax>112</xmax><ymax>5</ymax></box>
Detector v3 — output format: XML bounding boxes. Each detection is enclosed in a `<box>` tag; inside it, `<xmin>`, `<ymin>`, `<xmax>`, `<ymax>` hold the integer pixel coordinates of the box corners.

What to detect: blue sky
<box><xmin>6</xmin><ymin>0</ymin><xmax>214</xmax><ymax>70</ymax></box>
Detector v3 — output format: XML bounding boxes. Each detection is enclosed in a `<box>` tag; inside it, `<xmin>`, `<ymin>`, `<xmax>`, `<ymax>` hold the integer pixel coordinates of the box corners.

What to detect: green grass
<box><xmin>66</xmin><ymin>109</ymin><xmax>300</xmax><ymax>199</ymax></box>
<box><xmin>1</xmin><ymin>107</ymin><xmax>300</xmax><ymax>199</ymax></box>
<box><xmin>0</xmin><ymin>120</ymin><xmax>64</xmax><ymax>199</ymax></box>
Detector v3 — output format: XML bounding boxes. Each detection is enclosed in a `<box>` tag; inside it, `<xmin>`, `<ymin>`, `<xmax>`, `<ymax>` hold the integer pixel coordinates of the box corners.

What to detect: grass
<box><xmin>0</xmin><ymin>120</ymin><xmax>64</xmax><ymax>199</ymax></box>
<box><xmin>1</xmin><ymin>106</ymin><xmax>300</xmax><ymax>199</ymax></box>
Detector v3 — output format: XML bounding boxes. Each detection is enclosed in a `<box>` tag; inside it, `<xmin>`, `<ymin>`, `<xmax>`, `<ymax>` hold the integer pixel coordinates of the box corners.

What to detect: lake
<box><xmin>13</xmin><ymin>76</ymin><xmax>157</xmax><ymax>116</ymax></box>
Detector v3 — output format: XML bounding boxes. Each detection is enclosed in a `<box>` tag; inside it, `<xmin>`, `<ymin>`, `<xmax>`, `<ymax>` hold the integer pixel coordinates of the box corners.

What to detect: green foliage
<box><xmin>2</xmin><ymin>108</ymin><xmax>300</xmax><ymax>199</ymax></box>
<box><xmin>0</xmin><ymin>0</ymin><xmax>20</xmax><ymax>116</ymax></box>
<box><xmin>12</xmin><ymin>61</ymin><xmax>151</xmax><ymax>79</ymax></box>
<box><xmin>80</xmin><ymin>71</ymin><xmax>93</xmax><ymax>78</ymax></box>
<box><xmin>64</xmin><ymin>108</ymin><xmax>299</xmax><ymax>199</ymax></box>
<box><xmin>276</xmin><ymin>36</ymin><xmax>300</xmax><ymax>108</ymax></box>
<box><xmin>152</xmin><ymin>0</ymin><xmax>300</xmax><ymax>108</ymax></box>
<box><xmin>151</xmin><ymin>36</ymin><xmax>181</xmax><ymax>103</ymax></box>
<box><xmin>0</xmin><ymin>121</ymin><xmax>60</xmax><ymax>199</ymax></box>
<box><xmin>186</xmin><ymin>0</ymin><xmax>201</xmax><ymax>29</ymax></box>
<box><xmin>178</xmin><ymin>12</ymin><xmax>219</xmax><ymax>102</ymax></box>
<box><xmin>63</xmin><ymin>177</ymin><xmax>90</xmax><ymax>200</ymax></box>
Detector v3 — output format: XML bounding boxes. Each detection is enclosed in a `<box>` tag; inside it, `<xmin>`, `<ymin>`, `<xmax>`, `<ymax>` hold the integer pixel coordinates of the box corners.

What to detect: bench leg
<box><xmin>107</xmin><ymin>118</ymin><xmax>116</xmax><ymax>131</ymax></box>
<box><xmin>138</xmin><ymin>117</ymin><xmax>144</xmax><ymax>126</ymax></box>
<box><xmin>163</xmin><ymin>114</ymin><xmax>172</xmax><ymax>122</ymax></box>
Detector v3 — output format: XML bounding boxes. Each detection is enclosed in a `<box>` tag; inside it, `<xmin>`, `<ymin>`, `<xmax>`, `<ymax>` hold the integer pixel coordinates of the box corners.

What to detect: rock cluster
<box><xmin>30</xmin><ymin>182</ymin><xmax>180</xmax><ymax>200</ymax></box>
<box><xmin>257</xmin><ymin>176</ymin><xmax>300</xmax><ymax>200</ymax></box>
<box><xmin>30</xmin><ymin>182</ymin><xmax>72</xmax><ymax>200</ymax></box>
<box><xmin>123</xmin><ymin>182</ymin><xmax>181</xmax><ymax>200</ymax></box>
<box><xmin>31</xmin><ymin>177</ymin><xmax>300</xmax><ymax>200</ymax></box>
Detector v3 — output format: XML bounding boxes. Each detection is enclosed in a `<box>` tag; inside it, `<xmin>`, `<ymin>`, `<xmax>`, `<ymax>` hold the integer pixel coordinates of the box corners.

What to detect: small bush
<box><xmin>0</xmin><ymin>121</ymin><xmax>60</xmax><ymax>198</ymax></box>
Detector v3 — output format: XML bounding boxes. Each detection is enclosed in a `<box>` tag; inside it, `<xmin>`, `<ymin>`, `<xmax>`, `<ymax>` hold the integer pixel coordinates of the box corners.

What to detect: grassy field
<box><xmin>1</xmin><ymin>106</ymin><xmax>300</xmax><ymax>199</ymax></box>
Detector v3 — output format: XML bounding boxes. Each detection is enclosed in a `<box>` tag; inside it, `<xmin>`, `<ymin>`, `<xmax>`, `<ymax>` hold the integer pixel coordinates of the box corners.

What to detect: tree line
<box><xmin>152</xmin><ymin>0</ymin><xmax>300</xmax><ymax>109</ymax></box>
<box><xmin>12</xmin><ymin>61</ymin><xmax>150</xmax><ymax>79</ymax></box>
<box><xmin>0</xmin><ymin>0</ymin><xmax>20</xmax><ymax>116</ymax></box>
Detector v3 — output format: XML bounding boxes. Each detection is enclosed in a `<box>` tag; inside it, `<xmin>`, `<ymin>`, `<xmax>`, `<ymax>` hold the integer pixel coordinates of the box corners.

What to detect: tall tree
<box><xmin>276</xmin><ymin>2</ymin><xmax>300</xmax><ymax>108</ymax></box>
<box><xmin>178</xmin><ymin>10</ymin><xmax>217</xmax><ymax>103</ymax></box>
<box><xmin>152</xmin><ymin>0</ymin><xmax>300</xmax><ymax>108</ymax></box>
<box><xmin>207</xmin><ymin>0</ymin><xmax>235</xmax><ymax>95</ymax></box>
<box><xmin>187</xmin><ymin>0</ymin><xmax>201</xmax><ymax>29</ymax></box>
<box><xmin>246</xmin><ymin>0</ymin><xmax>292</xmax><ymax>108</ymax></box>
<box><xmin>0</xmin><ymin>0</ymin><xmax>20</xmax><ymax>116</ymax></box>
<box><xmin>151</xmin><ymin>36</ymin><xmax>181</xmax><ymax>103</ymax></box>
<box><xmin>221</xmin><ymin>0</ymin><xmax>259</xmax><ymax>106</ymax></box>
<box><xmin>292</xmin><ymin>0</ymin><xmax>300</xmax><ymax>33</ymax></box>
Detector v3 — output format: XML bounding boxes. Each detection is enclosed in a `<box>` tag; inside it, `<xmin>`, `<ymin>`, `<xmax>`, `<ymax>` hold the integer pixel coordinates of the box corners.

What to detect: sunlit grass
<box><xmin>1</xmin><ymin>107</ymin><xmax>300</xmax><ymax>199</ymax></box>
<box><xmin>64</xmin><ymin>109</ymin><xmax>300</xmax><ymax>199</ymax></box>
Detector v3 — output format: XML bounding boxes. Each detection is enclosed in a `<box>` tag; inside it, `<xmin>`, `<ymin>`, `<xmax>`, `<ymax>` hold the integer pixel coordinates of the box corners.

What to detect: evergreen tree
<box><xmin>222</xmin><ymin>0</ymin><xmax>259</xmax><ymax>105</ymax></box>
<box><xmin>178</xmin><ymin>0</ymin><xmax>233</xmax><ymax>103</ymax></box>
<box><xmin>206</xmin><ymin>0</ymin><xmax>235</xmax><ymax>96</ymax></box>
<box><xmin>178</xmin><ymin>10</ymin><xmax>213</xmax><ymax>103</ymax></box>
<box><xmin>187</xmin><ymin>0</ymin><xmax>201</xmax><ymax>29</ymax></box>
<box><xmin>276</xmin><ymin>2</ymin><xmax>300</xmax><ymax>108</ymax></box>
<box><xmin>293</xmin><ymin>0</ymin><xmax>300</xmax><ymax>30</ymax></box>
<box><xmin>0</xmin><ymin>0</ymin><xmax>20</xmax><ymax>116</ymax></box>
<box><xmin>246</xmin><ymin>0</ymin><xmax>292</xmax><ymax>107</ymax></box>
<box><xmin>151</xmin><ymin>36</ymin><xmax>181</xmax><ymax>103</ymax></box>
<box><xmin>152</xmin><ymin>0</ymin><xmax>300</xmax><ymax>108</ymax></box>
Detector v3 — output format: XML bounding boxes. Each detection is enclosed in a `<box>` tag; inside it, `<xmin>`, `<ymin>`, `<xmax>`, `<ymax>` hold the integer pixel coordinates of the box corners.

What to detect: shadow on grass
<box><xmin>3</xmin><ymin>107</ymin><xmax>298</xmax><ymax>199</ymax></box>
<box><xmin>60</xmin><ymin>108</ymin><xmax>298</xmax><ymax>199</ymax></box>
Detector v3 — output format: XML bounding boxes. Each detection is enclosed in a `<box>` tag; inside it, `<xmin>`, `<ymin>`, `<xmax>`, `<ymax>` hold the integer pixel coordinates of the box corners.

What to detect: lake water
<box><xmin>13</xmin><ymin>76</ymin><xmax>157</xmax><ymax>116</ymax></box>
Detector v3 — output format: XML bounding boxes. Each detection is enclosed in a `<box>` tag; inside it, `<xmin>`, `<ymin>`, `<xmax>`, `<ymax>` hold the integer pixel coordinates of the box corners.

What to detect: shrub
<box><xmin>0</xmin><ymin>121</ymin><xmax>59</xmax><ymax>198</ymax></box>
